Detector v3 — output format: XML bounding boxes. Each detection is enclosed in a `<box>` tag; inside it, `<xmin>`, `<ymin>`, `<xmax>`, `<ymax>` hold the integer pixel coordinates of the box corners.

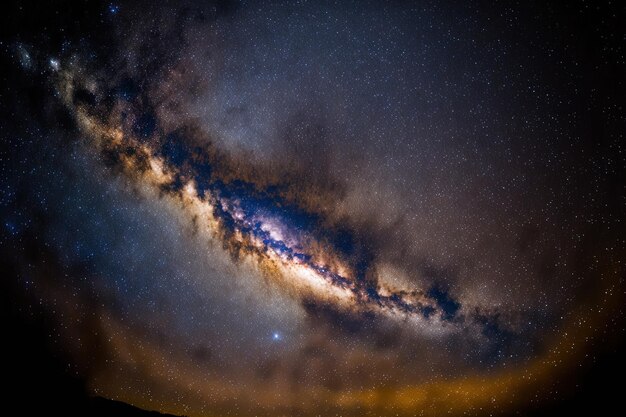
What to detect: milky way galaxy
<box><xmin>1</xmin><ymin>1</ymin><xmax>625</xmax><ymax>417</ymax></box>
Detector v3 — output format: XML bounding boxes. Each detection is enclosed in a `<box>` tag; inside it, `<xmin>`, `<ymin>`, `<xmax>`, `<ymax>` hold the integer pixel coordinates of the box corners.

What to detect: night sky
<box><xmin>1</xmin><ymin>1</ymin><xmax>625</xmax><ymax>416</ymax></box>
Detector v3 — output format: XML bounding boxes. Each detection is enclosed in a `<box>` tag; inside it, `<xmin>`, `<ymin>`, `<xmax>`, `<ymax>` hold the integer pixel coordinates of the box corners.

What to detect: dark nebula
<box><xmin>1</xmin><ymin>1</ymin><xmax>624</xmax><ymax>416</ymax></box>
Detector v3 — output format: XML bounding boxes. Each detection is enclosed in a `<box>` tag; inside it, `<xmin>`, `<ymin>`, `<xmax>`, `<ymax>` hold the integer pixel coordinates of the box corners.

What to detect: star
<box><xmin>49</xmin><ymin>58</ymin><xmax>60</xmax><ymax>71</ymax></box>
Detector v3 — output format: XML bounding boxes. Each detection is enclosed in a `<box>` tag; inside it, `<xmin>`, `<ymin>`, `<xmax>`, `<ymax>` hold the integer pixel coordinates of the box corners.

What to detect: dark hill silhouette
<box><xmin>85</xmin><ymin>397</ymin><xmax>183</xmax><ymax>417</ymax></box>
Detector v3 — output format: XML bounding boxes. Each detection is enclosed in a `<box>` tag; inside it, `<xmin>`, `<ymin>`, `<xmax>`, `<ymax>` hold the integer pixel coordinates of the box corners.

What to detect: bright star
<box><xmin>49</xmin><ymin>58</ymin><xmax>60</xmax><ymax>71</ymax></box>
